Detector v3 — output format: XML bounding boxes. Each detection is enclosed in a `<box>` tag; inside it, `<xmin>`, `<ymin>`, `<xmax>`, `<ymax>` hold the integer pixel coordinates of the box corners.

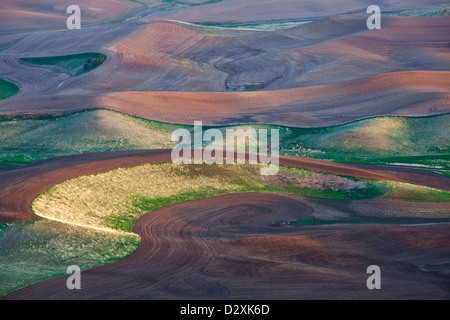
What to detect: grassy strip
<box><xmin>20</xmin><ymin>53</ymin><xmax>106</xmax><ymax>77</ymax></box>
<box><xmin>32</xmin><ymin>162</ymin><xmax>450</xmax><ymax>233</ymax></box>
<box><xmin>0</xmin><ymin>220</ymin><xmax>140</xmax><ymax>297</ymax></box>
<box><xmin>0</xmin><ymin>109</ymin><xmax>183</xmax><ymax>165</ymax></box>
<box><xmin>423</xmin><ymin>263</ymin><xmax>450</xmax><ymax>271</ymax></box>
<box><xmin>0</xmin><ymin>109</ymin><xmax>293</xmax><ymax>166</ymax></box>
<box><xmin>385</xmin><ymin>4</ymin><xmax>450</xmax><ymax>17</ymax></box>
<box><xmin>280</xmin><ymin>114</ymin><xmax>450</xmax><ymax>172</ymax></box>
<box><xmin>383</xmin><ymin>182</ymin><xmax>450</xmax><ymax>203</ymax></box>
<box><xmin>0</xmin><ymin>78</ymin><xmax>19</xmax><ymax>100</ymax></box>
<box><xmin>200</xmin><ymin>20</ymin><xmax>313</xmax><ymax>32</ymax></box>
<box><xmin>0</xmin><ymin>111</ymin><xmax>448</xmax><ymax>175</ymax></box>
<box><xmin>4</xmin><ymin>162</ymin><xmax>449</xmax><ymax>296</ymax></box>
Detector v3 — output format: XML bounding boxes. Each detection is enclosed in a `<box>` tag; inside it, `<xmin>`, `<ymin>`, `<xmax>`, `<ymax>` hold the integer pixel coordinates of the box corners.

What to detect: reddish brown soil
<box><xmin>1</xmin><ymin>150</ymin><xmax>448</xmax><ymax>224</ymax></box>
<box><xmin>0</xmin><ymin>151</ymin><xmax>448</xmax><ymax>299</ymax></box>
<box><xmin>160</xmin><ymin>0</ymin><xmax>449</xmax><ymax>23</ymax></box>
<box><xmin>3</xmin><ymin>192</ymin><xmax>449</xmax><ymax>299</ymax></box>
<box><xmin>1</xmin><ymin>2</ymin><xmax>449</xmax><ymax>299</ymax></box>
<box><xmin>0</xmin><ymin>0</ymin><xmax>141</xmax><ymax>32</ymax></box>
<box><xmin>1</xmin><ymin>16</ymin><xmax>449</xmax><ymax>127</ymax></box>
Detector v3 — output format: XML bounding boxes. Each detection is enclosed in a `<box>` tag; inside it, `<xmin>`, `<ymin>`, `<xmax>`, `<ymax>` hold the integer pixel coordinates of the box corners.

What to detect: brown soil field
<box><xmin>0</xmin><ymin>150</ymin><xmax>448</xmax><ymax>299</ymax></box>
<box><xmin>3</xmin><ymin>192</ymin><xmax>449</xmax><ymax>299</ymax></box>
<box><xmin>2</xmin><ymin>148</ymin><xmax>450</xmax><ymax>223</ymax></box>
<box><xmin>97</xmin><ymin>70</ymin><xmax>450</xmax><ymax>126</ymax></box>
<box><xmin>0</xmin><ymin>70</ymin><xmax>448</xmax><ymax>127</ymax></box>
<box><xmin>1</xmin><ymin>150</ymin><xmax>449</xmax><ymax>224</ymax></box>
<box><xmin>1</xmin><ymin>1</ymin><xmax>449</xmax><ymax>300</ymax></box>
<box><xmin>0</xmin><ymin>0</ymin><xmax>142</xmax><ymax>33</ymax></box>
<box><xmin>1</xmin><ymin>15</ymin><xmax>448</xmax><ymax>127</ymax></box>
<box><xmin>159</xmin><ymin>0</ymin><xmax>449</xmax><ymax>23</ymax></box>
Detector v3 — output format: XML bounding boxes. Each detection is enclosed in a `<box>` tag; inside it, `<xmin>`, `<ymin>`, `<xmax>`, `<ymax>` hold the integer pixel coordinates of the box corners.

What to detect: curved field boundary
<box><xmin>3</xmin><ymin>192</ymin><xmax>449</xmax><ymax>300</ymax></box>
<box><xmin>0</xmin><ymin>79</ymin><xmax>19</xmax><ymax>100</ymax></box>
<box><xmin>0</xmin><ymin>71</ymin><xmax>449</xmax><ymax>127</ymax></box>
<box><xmin>1</xmin><ymin>149</ymin><xmax>449</xmax><ymax>224</ymax></box>
<box><xmin>0</xmin><ymin>150</ymin><xmax>449</xmax><ymax>299</ymax></box>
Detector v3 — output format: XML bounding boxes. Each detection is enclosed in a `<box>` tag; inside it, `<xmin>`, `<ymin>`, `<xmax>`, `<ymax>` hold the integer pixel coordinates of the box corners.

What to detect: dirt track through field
<box><xmin>1</xmin><ymin>150</ymin><xmax>449</xmax><ymax>299</ymax></box>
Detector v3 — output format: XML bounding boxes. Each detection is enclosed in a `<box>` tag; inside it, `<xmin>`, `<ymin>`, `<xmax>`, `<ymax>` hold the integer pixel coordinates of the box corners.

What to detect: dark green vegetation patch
<box><xmin>0</xmin><ymin>78</ymin><xmax>19</xmax><ymax>100</ymax></box>
<box><xmin>20</xmin><ymin>53</ymin><xmax>107</xmax><ymax>77</ymax></box>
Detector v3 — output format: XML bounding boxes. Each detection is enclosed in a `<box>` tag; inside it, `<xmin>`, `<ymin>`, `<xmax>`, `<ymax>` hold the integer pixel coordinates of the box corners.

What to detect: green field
<box><xmin>385</xmin><ymin>3</ymin><xmax>450</xmax><ymax>17</ymax></box>
<box><xmin>0</xmin><ymin>78</ymin><xmax>19</xmax><ymax>100</ymax></box>
<box><xmin>32</xmin><ymin>162</ymin><xmax>450</xmax><ymax>233</ymax></box>
<box><xmin>1</xmin><ymin>110</ymin><xmax>448</xmax><ymax>175</ymax></box>
<box><xmin>280</xmin><ymin>114</ymin><xmax>450</xmax><ymax>174</ymax></box>
<box><xmin>20</xmin><ymin>53</ymin><xmax>106</xmax><ymax>77</ymax></box>
<box><xmin>2</xmin><ymin>160</ymin><xmax>448</xmax><ymax>297</ymax></box>
<box><xmin>0</xmin><ymin>219</ymin><xmax>139</xmax><ymax>297</ymax></box>
<box><xmin>3</xmin><ymin>0</ymin><xmax>449</xmax><ymax>300</ymax></box>
<box><xmin>0</xmin><ymin>109</ymin><xmax>295</xmax><ymax>165</ymax></box>
<box><xmin>0</xmin><ymin>109</ymin><xmax>184</xmax><ymax>165</ymax></box>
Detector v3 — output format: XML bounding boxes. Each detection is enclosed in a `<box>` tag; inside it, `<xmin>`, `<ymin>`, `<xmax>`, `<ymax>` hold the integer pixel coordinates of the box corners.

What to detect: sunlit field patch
<box><xmin>1</xmin><ymin>111</ymin><xmax>448</xmax><ymax>175</ymax></box>
<box><xmin>32</xmin><ymin>162</ymin><xmax>450</xmax><ymax>233</ymax></box>
<box><xmin>0</xmin><ymin>109</ymin><xmax>182</xmax><ymax>165</ymax></box>
<box><xmin>0</xmin><ymin>220</ymin><xmax>139</xmax><ymax>297</ymax></box>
